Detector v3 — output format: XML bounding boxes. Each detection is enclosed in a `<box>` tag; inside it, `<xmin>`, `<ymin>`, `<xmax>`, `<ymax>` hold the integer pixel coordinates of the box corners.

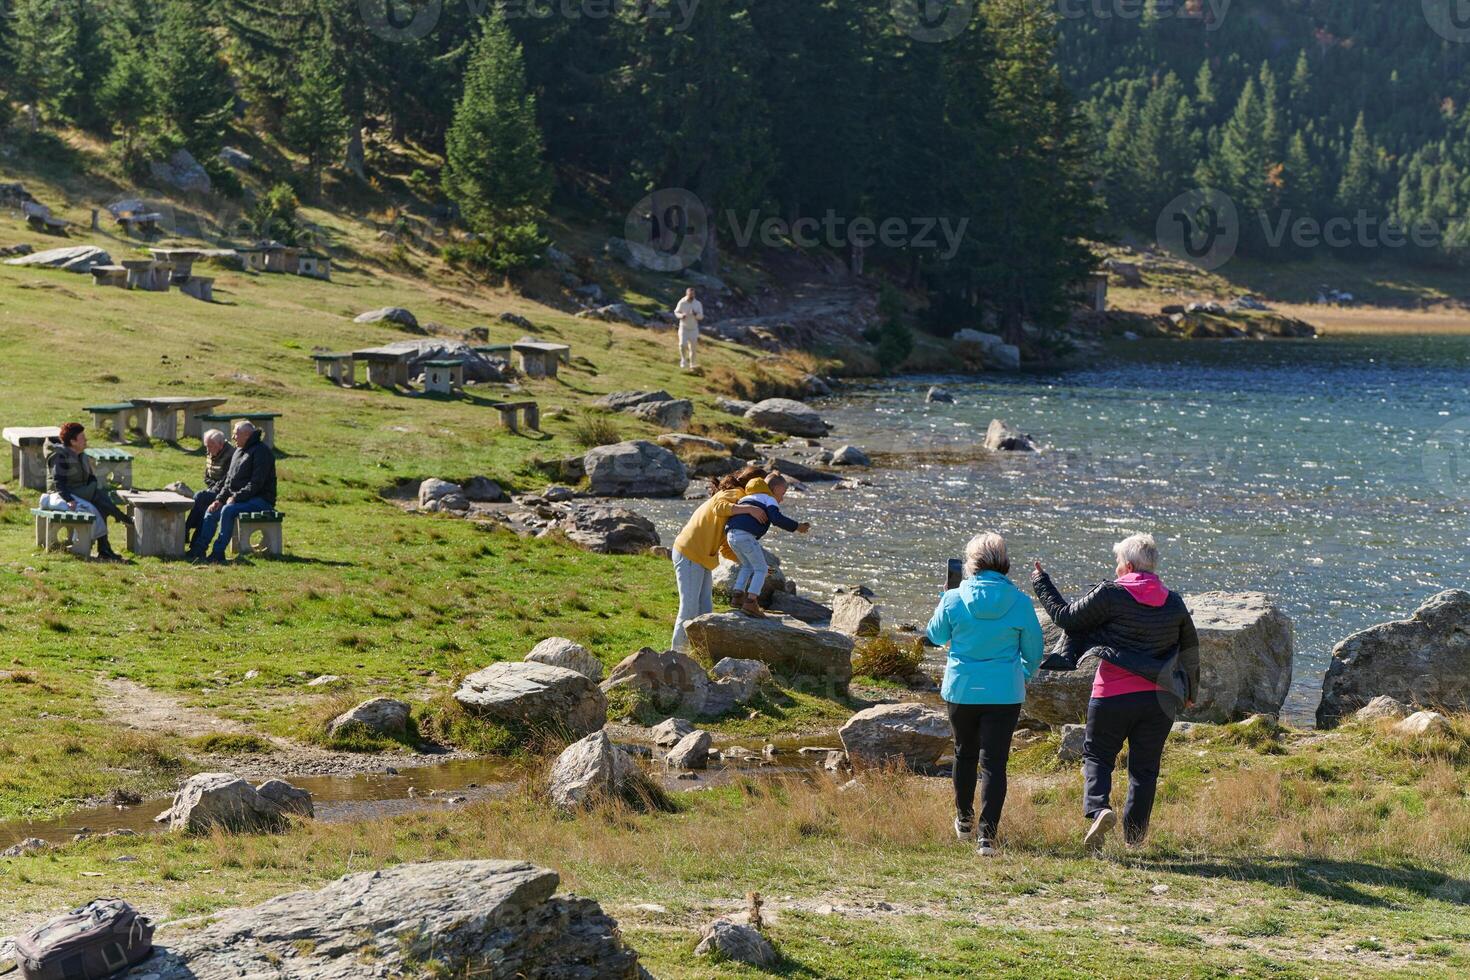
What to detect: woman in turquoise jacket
<box><xmin>926</xmin><ymin>532</ymin><xmax>1044</xmax><ymax>856</ymax></box>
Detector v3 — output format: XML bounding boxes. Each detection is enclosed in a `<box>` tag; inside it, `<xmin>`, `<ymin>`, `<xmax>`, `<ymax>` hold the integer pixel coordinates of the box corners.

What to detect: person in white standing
<box><xmin>674</xmin><ymin>287</ymin><xmax>704</xmax><ymax>369</ymax></box>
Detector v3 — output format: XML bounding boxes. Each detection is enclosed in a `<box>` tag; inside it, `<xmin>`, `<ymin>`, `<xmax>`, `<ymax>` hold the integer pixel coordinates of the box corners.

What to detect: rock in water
<box><xmin>419</xmin><ymin>478</ymin><xmax>469</xmax><ymax>512</ymax></box>
<box><xmin>926</xmin><ymin>386</ymin><xmax>954</xmax><ymax>404</ymax></box>
<box><xmin>547</xmin><ymin>731</ymin><xmax>644</xmax><ymax>810</ymax></box>
<box><xmin>1187</xmin><ymin>592</ymin><xmax>1293</xmax><ymax>722</ymax></box>
<box><xmin>255</xmin><ymin>778</ymin><xmax>314</xmax><ymax>818</ymax></box>
<box><xmin>830</xmin><ymin>445</ymin><xmax>871</xmax><ymax>466</ymax></box>
<box><xmin>767</xmin><ymin>592</ymin><xmax>833</xmax><ymax>625</ymax></box>
<box><xmin>1353</xmin><ymin>695</ymin><xmax>1411</xmax><ymax>723</ymax></box>
<box><xmin>1317</xmin><ymin>590</ymin><xmax>1470</xmax><ymax>728</ymax></box>
<box><xmin>4</xmin><ymin>245</ymin><xmax>111</xmax><ymax>272</ymax></box>
<box><xmin>984</xmin><ymin>418</ymin><xmax>1037</xmax><ymax>452</ymax></box>
<box><xmin>601</xmin><ymin>648</ymin><xmax>709</xmax><ymax>715</ymax></box>
<box><xmin>329</xmin><ymin>698</ymin><xmax>411</xmax><ymax>739</ymax></box>
<box><xmin>583</xmin><ymin>440</ymin><xmax>689</xmax><ymax>497</ymax></box>
<box><xmin>650</xmin><ymin>717</ymin><xmax>696</xmax><ymax>746</ymax></box>
<box><xmin>839</xmin><ymin>703</ymin><xmax>951</xmax><ymax>769</ymax></box>
<box><xmin>683</xmin><ymin>613</ymin><xmax>854</xmax><ymax>694</ymax></box>
<box><xmin>550</xmin><ymin>503</ymin><xmax>660</xmax><ymax>554</ymax></box>
<box><xmin>695</xmin><ymin>918</ymin><xmax>778</xmax><ymax>967</ymax></box>
<box><xmin>525</xmin><ymin>637</ymin><xmax>603</xmax><ymax>681</ymax></box>
<box><xmin>664</xmin><ymin>729</ymin><xmax>712</xmax><ymax>770</ymax></box>
<box><xmin>122</xmin><ymin>859</ymin><xmax>645</xmax><ymax>978</ymax></box>
<box><xmin>744</xmin><ymin>398</ymin><xmax>832</xmax><ymax>437</ymax></box>
<box><xmin>454</xmin><ymin>662</ymin><xmax>607</xmax><ymax>740</ymax></box>
<box><xmin>830</xmin><ymin>590</ymin><xmax>881</xmax><ymax>637</ymax></box>
<box><xmin>166</xmin><ymin>773</ymin><xmax>298</xmax><ymax>834</ymax></box>
<box><xmin>627</xmin><ymin>398</ymin><xmax>694</xmax><ymax>430</ymax></box>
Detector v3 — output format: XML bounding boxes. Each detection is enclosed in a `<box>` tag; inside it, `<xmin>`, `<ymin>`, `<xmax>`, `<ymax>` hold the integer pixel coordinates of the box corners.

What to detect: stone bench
<box><xmin>198</xmin><ymin>412</ymin><xmax>281</xmax><ymax>449</ymax></box>
<box><xmin>311</xmin><ymin>352</ymin><xmax>356</xmax><ymax>387</ymax></box>
<box><xmin>89</xmin><ymin>265</ymin><xmax>129</xmax><ymax>288</ymax></box>
<box><xmin>490</xmin><ymin>400</ymin><xmax>540</xmax><ymax>434</ymax></box>
<box><xmin>180</xmin><ymin>276</ymin><xmax>214</xmax><ymax>302</ymax></box>
<box><xmin>422</xmin><ymin>359</ymin><xmax>465</xmax><ymax>395</ymax></box>
<box><xmin>511</xmin><ymin>342</ymin><xmax>571</xmax><ymax>379</ymax></box>
<box><xmin>84</xmin><ymin>402</ymin><xmax>143</xmax><ymax>441</ymax></box>
<box><xmin>233</xmin><ymin>510</ymin><xmax>284</xmax><ymax>557</ymax></box>
<box><xmin>85</xmin><ymin>446</ymin><xmax>134</xmax><ymax>489</ymax></box>
<box><xmin>31</xmin><ymin>508</ymin><xmax>97</xmax><ymax>557</ymax></box>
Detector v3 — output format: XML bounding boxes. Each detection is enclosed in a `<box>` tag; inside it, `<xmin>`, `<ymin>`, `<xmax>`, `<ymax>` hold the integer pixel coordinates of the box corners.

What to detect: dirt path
<box><xmin>98</xmin><ymin>677</ymin><xmax>472</xmax><ymax>780</ymax></box>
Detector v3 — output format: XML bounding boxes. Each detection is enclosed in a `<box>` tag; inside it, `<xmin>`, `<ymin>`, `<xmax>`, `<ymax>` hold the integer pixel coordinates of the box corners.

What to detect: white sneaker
<box><xmin>954</xmin><ymin>815</ymin><xmax>974</xmax><ymax>841</ymax></box>
<box><xmin>1085</xmin><ymin>808</ymin><xmax>1117</xmax><ymax>853</ymax></box>
<box><xmin>976</xmin><ymin>837</ymin><xmax>998</xmax><ymax>857</ymax></box>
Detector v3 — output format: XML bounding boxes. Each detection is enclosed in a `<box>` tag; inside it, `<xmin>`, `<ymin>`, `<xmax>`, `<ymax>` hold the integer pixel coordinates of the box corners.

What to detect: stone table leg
<box><xmin>260</xmin><ymin>419</ymin><xmax>276</xmax><ymax>449</ymax></box>
<box><xmin>18</xmin><ymin>444</ymin><xmax>45</xmax><ymax>491</ymax></box>
<box><xmin>147</xmin><ymin>407</ymin><xmax>180</xmax><ymax>442</ymax></box>
<box><xmin>130</xmin><ymin>507</ymin><xmax>188</xmax><ymax>557</ymax></box>
<box><xmin>183</xmin><ymin>410</ymin><xmax>208</xmax><ymax>440</ymax></box>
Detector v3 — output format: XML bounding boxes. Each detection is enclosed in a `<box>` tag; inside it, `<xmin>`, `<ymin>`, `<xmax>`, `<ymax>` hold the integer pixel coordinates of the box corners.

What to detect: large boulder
<box><xmin>4</xmin><ymin>245</ymin><xmax>111</xmax><ymax>272</ymax></box>
<box><xmin>525</xmin><ymin>637</ymin><xmax>603</xmax><ymax>681</ymax></box>
<box><xmin>712</xmin><ymin>548</ymin><xmax>790</xmax><ymax>604</ymax></box>
<box><xmin>650</xmin><ymin>717</ymin><xmax>695</xmax><ymax>746</ymax></box>
<box><xmin>419</xmin><ymin>478</ymin><xmax>469</xmax><ymax>512</ymax></box>
<box><xmin>593</xmin><ymin>390</ymin><xmax>672</xmax><ymax>411</ymax></box>
<box><xmin>830</xmin><ymin>445</ymin><xmax>871</xmax><ymax>467</ymax></box>
<box><xmin>1318</xmin><ymin>590</ymin><xmax>1470</xmax><ymax>728</ymax></box>
<box><xmin>122</xmin><ymin>860</ymin><xmax>645</xmax><ymax>978</ymax></box>
<box><xmin>583</xmin><ymin>440</ymin><xmax>689</xmax><ymax>497</ymax></box>
<box><xmin>1188</xmin><ymin>592</ymin><xmax>1293</xmax><ymax>723</ymax></box>
<box><xmin>954</xmin><ymin>329</ymin><xmax>1021</xmax><ymax>370</ymax></box>
<box><xmin>380</xmin><ymin>339</ymin><xmax>509</xmax><ymax>382</ymax></box>
<box><xmin>984</xmin><ymin>419</ymin><xmax>1037</xmax><ymax>452</ymax></box>
<box><xmin>547</xmin><ymin>730</ymin><xmax>644</xmax><ymax>809</ymax></box>
<box><xmin>830</xmin><ymin>589</ymin><xmax>881</xmax><ymax>637</ymax></box>
<box><xmin>601</xmin><ymin>648</ymin><xmax>709</xmax><ymax>715</ymax></box>
<box><xmin>550</xmin><ymin>503</ymin><xmax>660</xmax><ymax>554</ymax></box>
<box><xmin>664</xmin><ymin>729</ymin><xmax>713</xmax><ymax>770</ymax></box>
<box><xmin>454</xmin><ymin>662</ymin><xmax>607</xmax><ymax>740</ymax></box>
<box><xmin>744</xmin><ymin>398</ymin><xmax>831</xmax><ymax>437</ymax></box>
<box><xmin>165</xmin><ymin>773</ymin><xmax>303</xmax><ymax>834</ymax></box>
<box><xmin>768</xmin><ymin>591</ymin><xmax>833</xmax><ymax>625</ymax></box>
<box><xmin>838</xmin><ymin>703</ymin><xmax>951</xmax><ymax>769</ymax></box>
<box><xmin>354</xmin><ymin>307</ymin><xmax>420</xmax><ymax>331</ymax></box>
<box><xmin>149</xmin><ymin>148</ymin><xmax>211</xmax><ymax>193</ymax></box>
<box><xmin>328</xmin><ymin>697</ymin><xmax>411</xmax><ymax>739</ymax></box>
<box><xmin>255</xmin><ymin>778</ymin><xmax>314</xmax><ymax>818</ymax></box>
<box><xmin>683</xmin><ymin>613</ymin><xmax>853</xmax><ymax>694</ymax></box>
<box><xmin>628</xmin><ymin>398</ymin><xmax>693</xmax><ymax>430</ymax></box>
<box><xmin>1022</xmin><ymin>653</ymin><xmax>1102</xmax><ymax>727</ymax></box>
<box><xmin>695</xmin><ymin>919</ymin><xmax>777</xmax><ymax>968</ymax></box>
<box><xmin>702</xmin><ymin>658</ymin><xmax>773</xmax><ymax>715</ymax></box>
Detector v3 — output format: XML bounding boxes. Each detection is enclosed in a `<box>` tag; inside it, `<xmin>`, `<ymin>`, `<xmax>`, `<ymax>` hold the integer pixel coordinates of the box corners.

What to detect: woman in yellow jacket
<box><xmin>671</xmin><ymin>465</ymin><xmax>770</xmax><ymax>651</ymax></box>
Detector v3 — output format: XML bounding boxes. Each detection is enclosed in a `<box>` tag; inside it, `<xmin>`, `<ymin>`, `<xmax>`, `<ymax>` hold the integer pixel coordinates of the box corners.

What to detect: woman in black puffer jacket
<box><xmin>1031</xmin><ymin>533</ymin><xmax>1199</xmax><ymax>852</ymax></box>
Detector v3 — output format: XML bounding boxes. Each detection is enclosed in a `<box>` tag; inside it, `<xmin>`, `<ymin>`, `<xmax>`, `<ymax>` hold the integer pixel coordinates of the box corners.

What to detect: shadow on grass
<box><xmin>1142</xmin><ymin>855</ymin><xmax>1470</xmax><ymax>908</ymax></box>
<box><xmin>233</xmin><ymin>554</ymin><xmax>354</xmax><ymax>568</ymax></box>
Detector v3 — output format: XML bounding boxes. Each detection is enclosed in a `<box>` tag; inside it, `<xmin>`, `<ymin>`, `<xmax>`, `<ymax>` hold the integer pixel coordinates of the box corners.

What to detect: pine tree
<box><xmin>442</xmin><ymin>10</ymin><xmax>551</xmax><ymax>270</ymax></box>
<box><xmin>151</xmin><ymin>0</ymin><xmax>234</xmax><ymax>161</ymax></box>
<box><xmin>1288</xmin><ymin>52</ymin><xmax>1312</xmax><ymax>112</ymax></box>
<box><xmin>98</xmin><ymin>43</ymin><xmax>154</xmax><ymax>163</ymax></box>
<box><xmin>1336</xmin><ymin>112</ymin><xmax>1379</xmax><ymax>214</ymax></box>
<box><xmin>1194</xmin><ymin>61</ymin><xmax>1216</xmax><ymax>113</ymax></box>
<box><xmin>284</xmin><ymin>38</ymin><xmax>349</xmax><ymax>197</ymax></box>
<box><xmin>60</xmin><ymin>0</ymin><xmax>112</xmax><ymax>130</ymax></box>
<box><xmin>10</xmin><ymin>0</ymin><xmax>77</xmax><ymax>131</ymax></box>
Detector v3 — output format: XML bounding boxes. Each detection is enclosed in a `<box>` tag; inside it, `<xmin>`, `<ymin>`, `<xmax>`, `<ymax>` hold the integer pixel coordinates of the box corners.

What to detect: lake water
<box><xmin>640</xmin><ymin>336</ymin><xmax>1470</xmax><ymax>723</ymax></box>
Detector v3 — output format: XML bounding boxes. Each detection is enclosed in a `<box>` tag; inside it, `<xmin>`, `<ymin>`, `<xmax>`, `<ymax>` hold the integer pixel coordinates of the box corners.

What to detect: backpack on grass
<box><xmin>14</xmin><ymin>899</ymin><xmax>153</xmax><ymax>980</ymax></box>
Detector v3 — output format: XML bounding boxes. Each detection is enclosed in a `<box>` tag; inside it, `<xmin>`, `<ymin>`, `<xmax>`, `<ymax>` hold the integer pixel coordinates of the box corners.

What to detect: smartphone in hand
<box><xmin>945</xmin><ymin>558</ymin><xmax>964</xmax><ymax>591</ymax></box>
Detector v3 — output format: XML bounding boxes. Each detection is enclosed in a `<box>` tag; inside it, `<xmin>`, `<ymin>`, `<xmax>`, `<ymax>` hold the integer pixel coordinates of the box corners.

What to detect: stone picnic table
<box><xmin>511</xmin><ymin>341</ymin><xmax>571</xmax><ymax>379</ymax></box>
<box><xmin>422</xmin><ymin>359</ymin><xmax>466</xmax><ymax>395</ymax></box>
<box><xmin>118</xmin><ymin>489</ymin><xmax>195</xmax><ymax>558</ymax></box>
<box><xmin>311</xmin><ymin>352</ymin><xmax>356</xmax><ymax>387</ymax></box>
<box><xmin>352</xmin><ymin>347</ymin><xmax>414</xmax><ymax>388</ymax></box>
<box><xmin>129</xmin><ymin>397</ymin><xmax>229</xmax><ymax>442</ymax></box>
<box><xmin>3</xmin><ymin>426</ymin><xmax>57</xmax><ymax>491</ymax></box>
<box><xmin>85</xmin><ymin>447</ymin><xmax>133</xmax><ymax>489</ymax></box>
<box><xmin>83</xmin><ymin>401</ymin><xmax>145</xmax><ymax>441</ymax></box>
<box><xmin>197</xmin><ymin>411</ymin><xmax>281</xmax><ymax>449</ymax></box>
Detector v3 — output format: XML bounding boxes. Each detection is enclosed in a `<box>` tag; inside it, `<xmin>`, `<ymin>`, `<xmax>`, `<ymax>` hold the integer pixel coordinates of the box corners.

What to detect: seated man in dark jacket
<box><xmin>187</xmin><ymin>421</ymin><xmax>276</xmax><ymax>564</ymax></box>
<box><xmin>185</xmin><ymin>428</ymin><xmax>236</xmax><ymax>549</ymax></box>
<box><xmin>1031</xmin><ymin>533</ymin><xmax>1199</xmax><ymax>851</ymax></box>
<box><xmin>39</xmin><ymin>421</ymin><xmax>131</xmax><ymax>561</ymax></box>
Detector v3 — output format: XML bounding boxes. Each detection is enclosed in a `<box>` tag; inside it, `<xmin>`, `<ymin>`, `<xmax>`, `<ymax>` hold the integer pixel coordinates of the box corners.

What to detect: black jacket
<box><xmin>222</xmin><ymin>431</ymin><xmax>276</xmax><ymax>507</ymax></box>
<box><xmin>1032</xmin><ymin>571</ymin><xmax>1201</xmax><ymax>704</ymax></box>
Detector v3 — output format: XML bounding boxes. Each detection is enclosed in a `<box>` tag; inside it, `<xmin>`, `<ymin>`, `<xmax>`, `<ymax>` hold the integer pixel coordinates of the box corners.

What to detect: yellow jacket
<box><xmin>674</xmin><ymin>488</ymin><xmax>743</xmax><ymax>570</ymax></box>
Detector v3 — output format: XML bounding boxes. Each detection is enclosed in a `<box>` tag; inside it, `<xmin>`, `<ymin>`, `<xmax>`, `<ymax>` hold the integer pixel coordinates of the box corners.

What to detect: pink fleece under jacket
<box><xmin>1092</xmin><ymin>572</ymin><xmax>1169</xmax><ymax>698</ymax></box>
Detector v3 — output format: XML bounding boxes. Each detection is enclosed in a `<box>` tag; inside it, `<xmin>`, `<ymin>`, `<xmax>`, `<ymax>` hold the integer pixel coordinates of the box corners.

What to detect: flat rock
<box><xmin>4</xmin><ymin>244</ymin><xmax>111</xmax><ymax>272</ymax></box>
<box><xmin>830</xmin><ymin>591</ymin><xmax>881</xmax><ymax>637</ymax></box>
<box><xmin>549</xmin><ymin>503</ymin><xmax>660</xmax><ymax>555</ymax></box>
<box><xmin>716</xmin><ymin>397</ymin><xmax>754</xmax><ymax>416</ymax></box>
<box><xmin>594</xmin><ymin>390</ymin><xmax>673</xmax><ymax>411</ymax></box>
<box><xmin>767</xmin><ymin>591</ymin><xmax>833</xmax><ymax>625</ymax></box>
<box><xmin>455</xmin><ymin>662</ymin><xmax>606</xmax><ymax>740</ymax></box>
<box><xmin>583</xmin><ymin>440</ymin><xmax>689</xmax><ymax>497</ymax></box>
<box><xmin>713</xmin><ymin>548</ymin><xmax>790</xmax><ymax>604</ymax></box>
<box><xmin>839</xmin><ymin>703</ymin><xmax>950</xmax><ymax>769</ymax></box>
<box><xmin>685</xmin><ymin>613</ymin><xmax>853</xmax><ymax>694</ymax></box>
<box><xmin>657</xmin><ymin>433</ymin><xmax>727</xmax><ymax>453</ymax></box>
<box><xmin>830</xmin><ymin>445</ymin><xmax>870</xmax><ymax>466</ymax></box>
<box><xmin>744</xmin><ymin>398</ymin><xmax>831</xmax><ymax>437</ymax></box>
<box><xmin>354</xmin><ymin>306</ymin><xmax>420</xmax><ymax>331</ymax></box>
<box><xmin>602</xmin><ymin>648</ymin><xmax>709</xmax><ymax>715</ymax></box>
<box><xmin>627</xmin><ymin>398</ymin><xmax>693</xmax><ymax>430</ymax></box>
<box><xmin>121</xmin><ymin>859</ymin><xmax>644</xmax><ymax>978</ymax></box>
<box><xmin>526</xmin><ymin>637</ymin><xmax>603</xmax><ymax>681</ymax></box>
<box><xmin>651</xmin><ymin>717</ymin><xmax>696</xmax><ymax>746</ymax></box>
<box><xmin>664</xmin><ymin>729</ymin><xmax>712</xmax><ymax>770</ymax></box>
<box><xmin>548</xmin><ymin>731</ymin><xmax>644</xmax><ymax>810</ymax></box>
<box><xmin>329</xmin><ymin>697</ymin><xmax>411</xmax><ymax>739</ymax></box>
<box><xmin>1318</xmin><ymin>590</ymin><xmax>1470</xmax><ymax>728</ymax></box>
<box><xmin>695</xmin><ymin>918</ymin><xmax>777</xmax><ymax>967</ymax></box>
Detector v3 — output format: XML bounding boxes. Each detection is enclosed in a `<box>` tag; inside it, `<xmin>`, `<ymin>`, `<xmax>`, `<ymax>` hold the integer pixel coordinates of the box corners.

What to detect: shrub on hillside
<box><xmin>852</xmin><ymin>632</ymin><xmax>924</xmax><ymax>681</ymax></box>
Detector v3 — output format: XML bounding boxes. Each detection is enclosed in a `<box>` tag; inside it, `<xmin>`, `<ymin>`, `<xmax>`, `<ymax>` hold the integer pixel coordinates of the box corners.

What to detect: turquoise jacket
<box><xmin>926</xmin><ymin>571</ymin><xmax>1045</xmax><ymax>705</ymax></box>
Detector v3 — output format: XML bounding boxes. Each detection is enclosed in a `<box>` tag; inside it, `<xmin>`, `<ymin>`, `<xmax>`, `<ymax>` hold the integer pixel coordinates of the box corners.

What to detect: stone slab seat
<box><xmin>85</xmin><ymin>446</ymin><xmax>134</xmax><ymax>489</ymax></box>
<box><xmin>89</xmin><ymin>265</ymin><xmax>128</xmax><ymax>288</ymax></box>
<box><xmin>489</xmin><ymin>400</ymin><xmax>541</xmax><ymax>434</ymax></box>
<box><xmin>311</xmin><ymin>352</ymin><xmax>357</xmax><ymax>387</ymax></box>
<box><xmin>233</xmin><ymin>509</ymin><xmax>285</xmax><ymax>557</ymax></box>
<box><xmin>31</xmin><ymin>508</ymin><xmax>97</xmax><ymax>557</ymax></box>
<box><xmin>83</xmin><ymin>402</ymin><xmax>142</xmax><ymax>440</ymax></box>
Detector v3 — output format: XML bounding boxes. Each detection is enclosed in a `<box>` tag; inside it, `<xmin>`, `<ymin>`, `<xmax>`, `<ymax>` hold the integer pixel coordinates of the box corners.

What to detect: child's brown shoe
<box><xmin>741</xmin><ymin>595</ymin><xmax>766</xmax><ymax>618</ymax></box>
<box><xmin>728</xmin><ymin>589</ymin><xmax>745</xmax><ymax>609</ymax></box>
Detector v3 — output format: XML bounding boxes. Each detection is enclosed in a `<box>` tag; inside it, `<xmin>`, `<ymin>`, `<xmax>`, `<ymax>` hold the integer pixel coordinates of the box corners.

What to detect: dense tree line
<box><xmin>1062</xmin><ymin>2</ymin><xmax>1470</xmax><ymax>264</ymax></box>
<box><xmin>0</xmin><ymin>0</ymin><xmax>1098</xmax><ymax>338</ymax></box>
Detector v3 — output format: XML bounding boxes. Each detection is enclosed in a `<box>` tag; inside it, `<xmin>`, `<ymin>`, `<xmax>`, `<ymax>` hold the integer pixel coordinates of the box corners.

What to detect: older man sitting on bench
<box><xmin>188</xmin><ymin>421</ymin><xmax>276</xmax><ymax>565</ymax></box>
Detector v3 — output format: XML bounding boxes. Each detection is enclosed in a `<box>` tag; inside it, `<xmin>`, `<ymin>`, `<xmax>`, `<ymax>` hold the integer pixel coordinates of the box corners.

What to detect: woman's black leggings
<box><xmin>946</xmin><ymin>701</ymin><xmax>1022</xmax><ymax>839</ymax></box>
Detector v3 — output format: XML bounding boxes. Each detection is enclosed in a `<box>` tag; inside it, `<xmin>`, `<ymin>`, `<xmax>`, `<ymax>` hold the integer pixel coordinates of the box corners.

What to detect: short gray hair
<box><xmin>233</xmin><ymin>420</ymin><xmax>256</xmax><ymax>436</ymax></box>
<box><xmin>203</xmin><ymin>428</ymin><xmax>226</xmax><ymax>446</ymax></box>
<box><xmin>1113</xmin><ymin>533</ymin><xmax>1159</xmax><ymax>573</ymax></box>
<box><xmin>964</xmin><ymin>532</ymin><xmax>1010</xmax><ymax>577</ymax></box>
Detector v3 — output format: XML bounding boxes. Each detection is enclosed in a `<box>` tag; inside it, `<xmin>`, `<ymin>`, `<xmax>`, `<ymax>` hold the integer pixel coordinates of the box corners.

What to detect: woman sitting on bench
<box><xmin>41</xmin><ymin>422</ymin><xmax>130</xmax><ymax>562</ymax></box>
